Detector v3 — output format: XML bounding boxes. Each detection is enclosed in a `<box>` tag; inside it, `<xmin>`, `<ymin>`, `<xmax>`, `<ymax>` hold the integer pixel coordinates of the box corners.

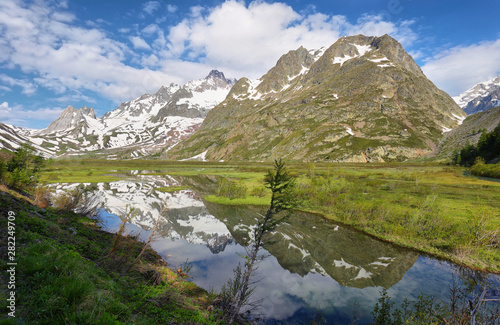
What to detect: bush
<box><xmin>470</xmin><ymin>160</ymin><xmax>500</xmax><ymax>179</ymax></box>
<box><xmin>34</xmin><ymin>185</ymin><xmax>51</xmax><ymax>209</ymax></box>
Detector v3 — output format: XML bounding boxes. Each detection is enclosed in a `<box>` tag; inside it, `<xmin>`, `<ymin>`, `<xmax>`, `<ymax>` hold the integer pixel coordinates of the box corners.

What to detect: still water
<box><xmin>54</xmin><ymin>173</ymin><xmax>500</xmax><ymax>324</ymax></box>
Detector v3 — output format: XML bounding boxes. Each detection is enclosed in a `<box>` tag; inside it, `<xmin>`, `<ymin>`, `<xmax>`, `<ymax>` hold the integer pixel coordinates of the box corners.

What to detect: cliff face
<box><xmin>169</xmin><ymin>34</ymin><xmax>465</xmax><ymax>162</ymax></box>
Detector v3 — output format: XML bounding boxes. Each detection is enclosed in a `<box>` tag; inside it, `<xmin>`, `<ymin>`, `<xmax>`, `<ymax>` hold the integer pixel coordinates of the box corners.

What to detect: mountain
<box><xmin>168</xmin><ymin>34</ymin><xmax>466</xmax><ymax>162</ymax></box>
<box><xmin>437</xmin><ymin>105</ymin><xmax>500</xmax><ymax>159</ymax></box>
<box><xmin>453</xmin><ymin>76</ymin><xmax>500</xmax><ymax>115</ymax></box>
<box><xmin>43</xmin><ymin>106</ymin><xmax>98</xmax><ymax>135</ymax></box>
<box><xmin>9</xmin><ymin>70</ymin><xmax>235</xmax><ymax>158</ymax></box>
<box><xmin>0</xmin><ymin>123</ymin><xmax>53</xmax><ymax>156</ymax></box>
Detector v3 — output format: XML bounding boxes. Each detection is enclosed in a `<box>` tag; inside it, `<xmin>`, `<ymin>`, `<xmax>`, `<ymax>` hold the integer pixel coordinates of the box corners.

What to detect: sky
<box><xmin>0</xmin><ymin>0</ymin><xmax>499</xmax><ymax>129</ymax></box>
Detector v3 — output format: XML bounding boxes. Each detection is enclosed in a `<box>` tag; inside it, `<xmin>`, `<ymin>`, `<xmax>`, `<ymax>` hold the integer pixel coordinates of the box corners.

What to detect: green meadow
<box><xmin>41</xmin><ymin>159</ymin><xmax>500</xmax><ymax>273</ymax></box>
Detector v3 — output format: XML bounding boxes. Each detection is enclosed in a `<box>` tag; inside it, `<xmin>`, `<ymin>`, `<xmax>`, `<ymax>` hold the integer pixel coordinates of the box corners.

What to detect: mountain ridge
<box><xmin>168</xmin><ymin>34</ymin><xmax>466</xmax><ymax>162</ymax></box>
<box><xmin>1</xmin><ymin>70</ymin><xmax>235</xmax><ymax>158</ymax></box>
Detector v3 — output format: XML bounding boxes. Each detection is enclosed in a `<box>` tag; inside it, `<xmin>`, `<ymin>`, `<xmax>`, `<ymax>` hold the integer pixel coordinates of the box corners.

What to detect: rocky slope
<box><xmin>453</xmin><ymin>76</ymin><xmax>500</xmax><ymax>115</ymax></box>
<box><xmin>169</xmin><ymin>35</ymin><xmax>466</xmax><ymax>162</ymax></box>
<box><xmin>437</xmin><ymin>105</ymin><xmax>500</xmax><ymax>160</ymax></box>
<box><xmin>2</xmin><ymin>70</ymin><xmax>235</xmax><ymax>158</ymax></box>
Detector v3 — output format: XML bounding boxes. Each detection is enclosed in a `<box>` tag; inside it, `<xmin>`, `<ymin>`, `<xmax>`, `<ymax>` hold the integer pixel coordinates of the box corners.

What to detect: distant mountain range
<box><xmin>0</xmin><ymin>70</ymin><xmax>235</xmax><ymax>158</ymax></box>
<box><xmin>1</xmin><ymin>35</ymin><xmax>500</xmax><ymax>162</ymax></box>
<box><xmin>453</xmin><ymin>76</ymin><xmax>500</xmax><ymax>115</ymax></box>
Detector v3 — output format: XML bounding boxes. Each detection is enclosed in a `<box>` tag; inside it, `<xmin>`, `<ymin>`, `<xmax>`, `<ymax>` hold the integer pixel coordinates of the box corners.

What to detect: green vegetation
<box><xmin>216</xmin><ymin>178</ymin><xmax>247</xmax><ymax>199</ymax></box>
<box><xmin>452</xmin><ymin>122</ymin><xmax>500</xmax><ymax>167</ymax></box>
<box><xmin>35</xmin><ymin>159</ymin><xmax>500</xmax><ymax>273</ymax></box>
<box><xmin>470</xmin><ymin>159</ymin><xmax>500</xmax><ymax>179</ymax></box>
<box><xmin>192</xmin><ymin>163</ymin><xmax>500</xmax><ymax>273</ymax></box>
<box><xmin>156</xmin><ymin>185</ymin><xmax>189</xmax><ymax>192</ymax></box>
<box><xmin>0</xmin><ymin>188</ymin><xmax>220</xmax><ymax>324</ymax></box>
<box><xmin>0</xmin><ymin>145</ymin><xmax>46</xmax><ymax>191</ymax></box>
<box><xmin>370</xmin><ymin>286</ymin><xmax>499</xmax><ymax>325</ymax></box>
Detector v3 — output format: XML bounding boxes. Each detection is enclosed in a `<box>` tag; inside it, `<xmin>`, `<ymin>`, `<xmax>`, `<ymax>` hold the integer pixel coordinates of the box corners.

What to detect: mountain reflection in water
<box><xmin>54</xmin><ymin>176</ymin><xmax>499</xmax><ymax>324</ymax></box>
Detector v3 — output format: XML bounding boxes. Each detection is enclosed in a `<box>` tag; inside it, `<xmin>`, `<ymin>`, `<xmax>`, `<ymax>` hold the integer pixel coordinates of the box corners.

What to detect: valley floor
<box><xmin>41</xmin><ymin>159</ymin><xmax>500</xmax><ymax>274</ymax></box>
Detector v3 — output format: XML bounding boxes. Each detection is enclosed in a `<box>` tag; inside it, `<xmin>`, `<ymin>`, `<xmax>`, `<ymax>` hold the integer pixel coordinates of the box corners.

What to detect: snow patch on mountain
<box><xmin>453</xmin><ymin>76</ymin><xmax>500</xmax><ymax>115</ymax></box>
<box><xmin>332</xmin><ymin>43</ymin><xmax>373</xmax><ymax>66</ymax></box>
<box><xmin>177</xmin><ymin>87</ymin><xmax>230</xmax><ymax>109</ymax></box>
<box><xmin>7</xmin><ymin>70</ymin><xmax>233</xmax><ymax>158</ymax></box>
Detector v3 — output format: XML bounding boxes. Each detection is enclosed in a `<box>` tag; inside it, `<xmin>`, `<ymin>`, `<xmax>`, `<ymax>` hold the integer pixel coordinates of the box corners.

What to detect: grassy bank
<box><xmin>0</xmin><ymin>186</ymin><xmax>220</xmax><ymax>324</ymax></box>
<box><xmin>38</xmin><ymin>159</ymin><xmax>500</xmax><ymax>273</ymax></box>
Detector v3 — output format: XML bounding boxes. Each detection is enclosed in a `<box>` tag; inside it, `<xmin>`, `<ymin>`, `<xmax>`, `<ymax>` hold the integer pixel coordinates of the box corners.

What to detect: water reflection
<box><xmin>54</xmin><ymin>175</ymin><xmax>500</xmax><ymax>324</ymax></box>
<box><xmin>204</xmin><ymin>202</ymin><xmax>419</xmax><ymax>289</ymax></box>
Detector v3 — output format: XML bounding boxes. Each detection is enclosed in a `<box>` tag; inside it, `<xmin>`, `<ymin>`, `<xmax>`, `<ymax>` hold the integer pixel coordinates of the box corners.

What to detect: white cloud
<box><xmin>0</xmin><ymin>0</ymin><xmax>183</xmax><ymax>104</ymax></box>
<box><xmin>0</xmin><ymin>74</ymin><xmax>37</xmax><ymax>95</ymax></box>
<box><xmin>422</xmin><ymin>39</ymin><xmax>500</xmax><ymax>96</ymax></box>
<box><xmin>0</xmin><ymin>0</ymin><xmax>422</xmax><ymax>117</ymax></box>
<box><xmin>129</xmin><ymin>36</ymin><xmax>151</xmax><ymax>50</ymax></box>
<box><xmin>142</xmin><ymin>24</ymin><xmax>160</xmax><ymax>35</ymax></box>
<box><xmin>166</xmin><ymin>4</ymin><xmax>178</xmax><ymax>14</ymax></box>
<box><xmin>143</xmin><ymin>1</ymin><xmax>161</xmax><ymax>15</ymax></box>
<box><xmin>165</xmin><ymin>1</ymin><xmax>419</xmax><ymax>79</ymax></box>
<box><xmin>0</xmin><ymin>101</ymin><xmax>64</xmax><ymax>127</ymax></box>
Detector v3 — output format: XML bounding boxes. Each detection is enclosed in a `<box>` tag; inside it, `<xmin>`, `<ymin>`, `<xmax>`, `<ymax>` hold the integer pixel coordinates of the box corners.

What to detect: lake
<box><xmin>53</xmin><ymin>172</ymin><xmax>500</xmax><ymax>324</ymax></box>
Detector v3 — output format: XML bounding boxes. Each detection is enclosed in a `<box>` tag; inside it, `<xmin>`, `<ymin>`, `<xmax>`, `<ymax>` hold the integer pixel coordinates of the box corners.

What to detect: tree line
<box><xmin>452</xmin><ymin>122</ymin><xmax>500</xmax><ymax>166</ymax></box>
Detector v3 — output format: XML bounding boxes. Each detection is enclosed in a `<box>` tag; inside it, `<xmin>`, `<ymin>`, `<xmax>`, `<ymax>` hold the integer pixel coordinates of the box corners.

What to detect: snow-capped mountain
<box><xmin>453</xmin><ymin>76</ymin><xmax>500</xmax><ymax>115</ymax></box>
<box><xmin>5</xmin><ymin>70</ymin><xmax>235</xmax><ymax>158</ymax></box>
<box><xmin>0</xmin><ymin>123</ymin><xmax>53</xmax><ymax>156</ymax></box>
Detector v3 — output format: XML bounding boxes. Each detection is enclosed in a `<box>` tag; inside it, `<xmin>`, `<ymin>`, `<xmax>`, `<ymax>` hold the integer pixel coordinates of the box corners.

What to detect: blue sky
<box><xmin>1</xmin><ymin>0</ymin><xmax>499</xmax><ymax>129</ymax></box>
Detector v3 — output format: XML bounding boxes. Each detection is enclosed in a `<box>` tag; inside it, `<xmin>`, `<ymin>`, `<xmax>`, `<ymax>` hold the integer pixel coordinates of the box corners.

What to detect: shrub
<box><xmin>250</xmin><ymin>186</ymin><xmax>266</xmax><ymax>197</ymax></box>
<box><xmin>53</xmin><ymin>187</ymin><xmax>84</xmax><ymax>211</ymax></box>
<box><xmin>470</xmin><ymin>160</ymin><xmax>500</xmax><ymax>179</ymax></box>
<box><xmin>34</xmin><ymin>185</ymin><xmax>51</xmax><ymax>209</ymax></box>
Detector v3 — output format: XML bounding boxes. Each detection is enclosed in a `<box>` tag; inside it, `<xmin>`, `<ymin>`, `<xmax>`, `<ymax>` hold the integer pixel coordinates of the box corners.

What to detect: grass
<box><xmin>156</xmin><ymin>186</ymin><xmax>189</xmax><ymax>192</ymax></box>
<box><xmin>0</xmin><ymin>187</ymin><xmax>221</xmax><ymax>324</ymax></box>
<box><xmin>37</xmin><ymin>159</ymin><xmax>500</xmax><ymax>273</ymax></box>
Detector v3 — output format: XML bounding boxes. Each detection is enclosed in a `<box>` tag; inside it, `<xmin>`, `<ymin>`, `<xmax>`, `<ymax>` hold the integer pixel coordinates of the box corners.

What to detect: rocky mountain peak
<box><xmin>315</xmin><ymin>34</ymin><xmax>424</xmax><ymax>78</ymax></box>
<box><xmin>453</xmin><ymin>75</ymin><xmax>500</xmax><ymax>115</ymax></box>
<box><xmin>206</xmin><ymin>70</ymin><xmax>227</xmax><ymax>82</ymax></box>
<box><xmin>153</xmin><ymin>70</ymin><xmax>236</xmax><ymax>122</ymax></box>
<box><xmin>257</xmin><ymin>46</ymin><xmax>316</xmax><ymax>94</ymax></box>
<box><xmin>80</xmin><ymin>106</ymin><xmax>96</xmax><ymax>119</ymax></box>
<box><xmin>43</xmin><ymin>105</ymin><xmax>98</xmax><ymax>134</ymax></box>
